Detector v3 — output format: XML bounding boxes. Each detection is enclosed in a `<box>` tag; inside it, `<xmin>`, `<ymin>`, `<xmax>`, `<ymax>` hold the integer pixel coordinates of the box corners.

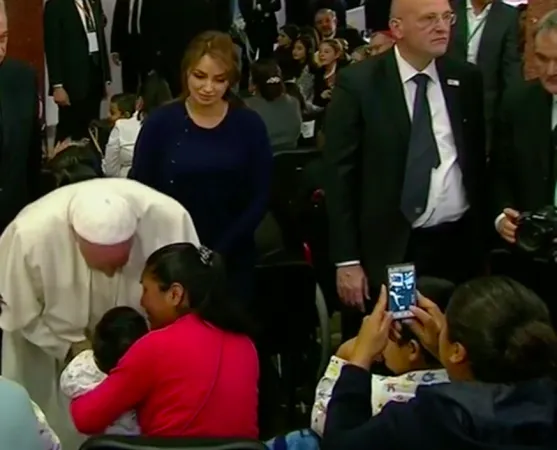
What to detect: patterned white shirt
<box><xmin>60</xmin><ymin>350</ymin><xmax>141</xmax><ymax>435</ymax></box>
<box><xmin>311</xmin><ymin>356</ymin><xmax>449</xmax><ymax>436</ymax></box>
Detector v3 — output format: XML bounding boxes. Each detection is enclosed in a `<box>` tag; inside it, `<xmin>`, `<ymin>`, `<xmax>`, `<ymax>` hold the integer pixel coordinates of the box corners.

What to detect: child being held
<box><xmin>311</xmin><ymin>277</ymin><xmax>453</xmax><ymax>436</ymax></box>
<box><xmin>60</xmin><ymin>306</ymin><xmax>149</xmax><ymax>435</ymax></box>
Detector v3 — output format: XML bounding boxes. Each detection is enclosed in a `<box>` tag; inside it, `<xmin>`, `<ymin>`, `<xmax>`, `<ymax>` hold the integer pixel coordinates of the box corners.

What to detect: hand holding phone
<box><xmin>387</xmin><ymin>263</ymin><xmax>417</xmax><ymax>320</ymax></box>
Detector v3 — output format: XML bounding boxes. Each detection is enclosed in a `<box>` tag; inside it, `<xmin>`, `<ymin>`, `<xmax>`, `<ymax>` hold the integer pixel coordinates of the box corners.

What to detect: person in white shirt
<box><xmin>311</xmin><ymin>277</ymin><xmax>453</xmax><ymax>435</ymax></box>
<box><xmin>104</xmin><ymin>73</ymin><xmax>172</xmax><ymax>177</ymax></box>
<box><xmin>323</xmin><ymin>0</ymin><xmax>487</xmax><ymax>339</ymax></box>
<box><xmin>0</xmin><ymin>178</ymin><xmax>199</xmax><ymax>449</ymax></box>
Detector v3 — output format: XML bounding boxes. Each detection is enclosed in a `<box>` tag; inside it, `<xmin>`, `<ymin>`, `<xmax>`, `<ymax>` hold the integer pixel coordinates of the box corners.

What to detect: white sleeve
<box><xmin>31</xmin><ymin>401</ymin><xmax>61</xmax><ymax>450</ymax></box>
<box><xmin>104</xmin><ymin>124</ymin><xmax>122</xmax><ymax>177</ymax></box>
<box><xmin>60</xmin><ymin>350</ymin><xmax>106</xmax><ymax>398</ymax></box>
<box><xmin>311</xmin><ymin>356</ymin><xmax>348</xmax><ymax>436</ymax></box>
<box><xmin>0</xmin><ymin>227</ymin><xmax>72</xmax><ymax>361</ymax></box>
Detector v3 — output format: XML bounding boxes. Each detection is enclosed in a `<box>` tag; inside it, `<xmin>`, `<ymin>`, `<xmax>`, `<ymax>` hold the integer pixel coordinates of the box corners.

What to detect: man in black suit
<box><xmin>285</xmin><ymin>0</ymin><xmax>347</xmax><ymax>27</ymax></box>
<box><xmin>110</xmin><ymin>0</ymin><xmax>149</xmax><ymax>93</ymax></box>
<box><xmin>44</xmin><ymin>0</ymin><xmax>111</xmax><ymax>143</ymax></box>
<box><xmin>0</xmin><ymin>1</ymin><xmax>42</xmax><ymax>233</ymax></box>
<box><xmin>144</xmin><ymin>0</ymin><xmax>226</xmax><ymax>96</ymax></box>
<box><xmin>448</xmin><ymin>0</ymin><xmax>522</xmax><ymax>146</ymax></box>
<box><xmin>314</xmin><ymin>8</ymin><xmax>365</xmax><ymax>52</ymax></box>
<box><xmin>239</xmin><ymin>0</ymin><xmax>281</xmax><ymax>60</ymax></box>
<box><xmin>324</xmin><ymin>0</ymin><xmax>486</xmax><ymax>338</ymax></box>
<box><xmin>490</xmin><ymin>10</ymin><xmax>557</xmax><ymax>321</ymax></box>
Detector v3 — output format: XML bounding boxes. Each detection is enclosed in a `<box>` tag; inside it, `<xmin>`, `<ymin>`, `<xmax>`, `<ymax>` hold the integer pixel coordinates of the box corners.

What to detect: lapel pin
<box><xmin>447</xmin><ymin>79</ymin><xmax>460</xmax><ymax>86</ymax></box>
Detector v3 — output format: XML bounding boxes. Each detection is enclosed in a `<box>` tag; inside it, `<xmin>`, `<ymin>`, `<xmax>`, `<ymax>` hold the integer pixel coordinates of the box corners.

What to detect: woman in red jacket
<box><xmin>70</xmin><ymin>243</ymin><xmax>259</xmax><ymax>438</ymax></box>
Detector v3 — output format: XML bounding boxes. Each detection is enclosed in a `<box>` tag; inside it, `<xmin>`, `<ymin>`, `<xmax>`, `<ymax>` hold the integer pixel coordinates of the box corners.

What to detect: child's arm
<box><xmin>311</xmin><ymin>356</ymin><xmax>349</xmax><ymax>436</ymax></box>
<box><xmin>31</xmin><ymin>401</ymin><xmax>61</xmax><ymax>450</ymax></box>
<box><xmin>60</xmin><ymin>350</ymin><xmax>106</xmax><ymax>399</ymax></box>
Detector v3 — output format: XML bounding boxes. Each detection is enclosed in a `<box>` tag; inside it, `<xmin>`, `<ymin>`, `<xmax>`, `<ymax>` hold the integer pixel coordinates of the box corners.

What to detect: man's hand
<box><xmin>53</xmin><ymin>87</ymin><xmax>70</xmax><ymax>107</ymax></box>
<box><xmin>496</xmin><ymin>208</ymin><xmax>520</xmax><ymax>244</ymax></box>
<box><xmin>111</xmin><ymin>52</ymin><xmax>121</xmax><ymax>65</ymax></box>
<box><xmin>336</xmin><ymin>264</ymin><xmax>369</xmax><ymax>311</ymax></box>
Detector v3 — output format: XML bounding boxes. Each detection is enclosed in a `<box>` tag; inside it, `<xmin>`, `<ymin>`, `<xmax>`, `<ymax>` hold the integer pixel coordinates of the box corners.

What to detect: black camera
<box><xmin>515</xmin><ymin>206</ymin><xmax>557</xmax><ymax>256</ymax></box>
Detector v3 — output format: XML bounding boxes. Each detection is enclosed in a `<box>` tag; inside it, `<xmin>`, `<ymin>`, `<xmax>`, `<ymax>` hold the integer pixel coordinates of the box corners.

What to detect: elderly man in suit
<box><xmin>324</xmin><ymin>0</ymin><xmax>486</xmax><ymax>338</ymax></box>
<box><xmin>0</xmin><ymin>0</ymin><xmax>42</xmax><ymax>234</ymax></box>
<box><xmin>448</xmin><ymin>0</ymin><xmax>522</xmax><ymax>147</ymax></box>
<box><xmin>490</xmin><ymin>9</ymin><xmax>557</xmax><ymax>323</ymax></box>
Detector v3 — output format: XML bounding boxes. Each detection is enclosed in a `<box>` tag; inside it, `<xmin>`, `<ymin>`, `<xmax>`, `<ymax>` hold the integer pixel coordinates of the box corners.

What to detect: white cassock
<box><xmin>0</xmin><ymin>178</ymin><xmax>199</xmax><ymax>449</ymax></box>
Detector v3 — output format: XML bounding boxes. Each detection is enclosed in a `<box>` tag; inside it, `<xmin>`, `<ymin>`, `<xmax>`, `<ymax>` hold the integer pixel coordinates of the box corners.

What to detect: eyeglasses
<box><xmin>416</xmin><ymin>12</ymin><xmax>457</xmax><ymax>29</ymax></box>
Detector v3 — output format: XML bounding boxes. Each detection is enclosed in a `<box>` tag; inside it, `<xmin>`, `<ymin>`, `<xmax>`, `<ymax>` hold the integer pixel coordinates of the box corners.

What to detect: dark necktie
<box><xmin>131</xmin><ymin>0</ymin><xmax>140</xmax><ymax>36</ymax></box>
<box><xmin>400</xmin><ymin>73</ymin><xmax>441</xmax><ymax>223</ymax></box>
<box><xmin>83</xmin><ymin>0</ymin><xmax>96</xmax><ymax>32</ymax></box>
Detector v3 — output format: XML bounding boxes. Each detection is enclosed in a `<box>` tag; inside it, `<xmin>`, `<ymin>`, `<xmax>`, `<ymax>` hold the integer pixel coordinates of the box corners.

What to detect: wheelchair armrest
<box><xmin>80</xmin><ymin>435</ymin><xmax>267</xmax><ymax>450</ymax></box>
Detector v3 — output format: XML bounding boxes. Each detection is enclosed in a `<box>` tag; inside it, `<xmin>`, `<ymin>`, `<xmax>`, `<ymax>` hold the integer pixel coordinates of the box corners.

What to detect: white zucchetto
<box><xmin>68</xmin><ymin>186</ymin><xmax>138</xmax><ymax>245</ymax></box>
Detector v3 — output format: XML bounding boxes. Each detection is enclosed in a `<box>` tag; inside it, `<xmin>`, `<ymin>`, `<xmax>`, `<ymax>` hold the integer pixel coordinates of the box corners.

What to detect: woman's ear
<box><xmin>168</xmin><ymin>282</ymin><xmax>185</xmax><ymax>307</ymax></box>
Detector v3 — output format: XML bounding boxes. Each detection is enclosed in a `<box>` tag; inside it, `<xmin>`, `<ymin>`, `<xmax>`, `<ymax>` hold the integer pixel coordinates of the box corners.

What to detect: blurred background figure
<box><xmin>0</xmin><ymin>0</ymin><xmax>42</xmax><ymax>235</ymax></box>
<box><xmin>44</xmin><ymin>0</ymin><xmax>111</xmax><ymax>143</ymax></box>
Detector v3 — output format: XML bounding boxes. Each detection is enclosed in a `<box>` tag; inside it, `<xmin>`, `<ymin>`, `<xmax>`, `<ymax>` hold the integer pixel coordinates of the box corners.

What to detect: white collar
<box><xmin>394</xmin><ymin>45</ymin><xmax>440</xmax><ymax>85</ymax></box>
<box><xmin>466</xmin><ymin>0</ymin><xmax>493</xmax><ymax>14</ymax></box>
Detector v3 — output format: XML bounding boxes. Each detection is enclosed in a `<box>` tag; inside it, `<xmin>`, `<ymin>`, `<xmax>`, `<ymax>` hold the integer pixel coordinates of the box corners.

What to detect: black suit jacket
<box><xmin>323</xmin><ymin>49</ymin><xmax>486</xmax><ymax>284</ymax></box>
<box><xmin>448</xmin><ymin>0</ymin><xmax>521</xmax><ymax>125</ymax></box>
<box><xmin>364</xmin><ymin>0</ymin><xmax>391</xmax><ymax>32</ymax></box>
<box><xmin>490</xmin><ymin>80</ymin><xmax>555</xmax><ymax>219</ymax></box>
<box><xmin>44</xmin><ymin>0</ymin><xmax>111</xmax><ymax>101</ymax></box>
<box><xmin>0</xmin><ymin>59</ymin><xmax>42</xmax><ymax>232</ymax></box>
<box><xmin>239</xmin><ymin>0</ymin><xmax>281</xmax><ymax>25</ymax></box>
<box><xmin>110</xmin><ymin>0</ymin><xmax>149</xmax><ymax>55</ymax></box>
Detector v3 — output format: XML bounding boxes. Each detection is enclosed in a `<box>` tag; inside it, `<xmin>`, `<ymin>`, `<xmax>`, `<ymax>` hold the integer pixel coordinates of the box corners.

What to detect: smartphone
<box><xmin>387</xmin><ymin>263</ymin><xmax>417</xmax><ymax>320</ymax></box>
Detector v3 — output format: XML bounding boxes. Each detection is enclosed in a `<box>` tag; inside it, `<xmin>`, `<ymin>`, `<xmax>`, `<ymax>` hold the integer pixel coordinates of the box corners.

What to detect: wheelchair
<box><xmin>80</xmin><ymin>436</ymin><xmax>267</xmax><ymax>450</ymax></box>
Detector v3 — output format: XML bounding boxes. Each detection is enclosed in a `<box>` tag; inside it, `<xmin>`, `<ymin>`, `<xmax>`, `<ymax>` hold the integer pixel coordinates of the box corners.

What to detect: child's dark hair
<box><xmin>41</xmin><ymin>141</ymin><xmax>103</xmax><ymax>194</ymax></box>
<box><xmin>110</xmin><ymin>93</ymin><xmax>136</xmax><ymax>117</ymax></box>
<box><xmin>396</xmin><ymin>277</ymin><xmax>456</xmax><ymax>366</ymax></box>
<box><xmin>284</xmin><ymin>80</ymin><xmax>307</xmax><ymax>113</ymax></box>
<box><xmin>143</xmin><ymin>243</ymin><xmax>255</xmax><ymax>337</ymax></box>
<box><xmin>92</xmin><ymin>306</ymin><xmax>149</xmax><ymax>374</ymax></box>
<box><xmin>138</xmin><ymin>72</ymin><xmax>173</xmax><ymax>118</ymax></box>
<box><xmin>251</xmin><ymin>59</ymin><xmax>285</xmax><ymax>102</ymax></box>
<box><xmin>446</xmin><ymin>276</ymin><xmax>557</xmax><ymax>383</ymax></box>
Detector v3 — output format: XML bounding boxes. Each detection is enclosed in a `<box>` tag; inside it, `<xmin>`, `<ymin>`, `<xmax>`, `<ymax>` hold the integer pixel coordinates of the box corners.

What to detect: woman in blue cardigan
<box><xmin>129</xmin><ymin>31</ymin><xmax>273</xmax><ymax>309</ymax></box>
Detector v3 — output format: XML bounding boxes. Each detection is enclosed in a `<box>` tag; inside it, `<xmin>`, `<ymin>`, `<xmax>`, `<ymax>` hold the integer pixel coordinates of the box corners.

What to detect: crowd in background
<box><xmin>3</xmin><ymin>0</ymin><xmax>557</xmax><ymax>450</ymax></box>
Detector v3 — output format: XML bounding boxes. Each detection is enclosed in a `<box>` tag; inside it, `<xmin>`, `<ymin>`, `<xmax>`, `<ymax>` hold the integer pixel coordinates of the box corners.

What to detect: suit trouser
<box><xmin>55</xmin><ymin>56</ymin><xmax>104</xmax><ymax>143</ymax></box>
<box><xmin>341</xmin><ymin>214</ymin><xmax>483</xmax><ymax>340</ymax></box>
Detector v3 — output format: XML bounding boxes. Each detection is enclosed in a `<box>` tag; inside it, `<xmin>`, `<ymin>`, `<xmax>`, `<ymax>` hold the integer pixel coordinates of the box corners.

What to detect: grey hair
<box><xmin>534</xmin><ymin>9</ymin><xmax>557</xmax><ymax>39</ymax></box>
<box><xmin>316</xmin><ymin>8</ymin><xmax>336</xmax><ymax>19</ymax></box>
<box><xmin>0</xmin><ymin>0</ymin><xmax>5</xmax><ymax>17</ymax></box>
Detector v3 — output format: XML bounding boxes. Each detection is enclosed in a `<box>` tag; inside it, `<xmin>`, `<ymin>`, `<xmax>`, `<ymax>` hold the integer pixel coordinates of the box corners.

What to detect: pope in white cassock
<box><xmin>0</xmin><ymin>178</ymin><xmax>199</xmax><ymax>448</ymax></box>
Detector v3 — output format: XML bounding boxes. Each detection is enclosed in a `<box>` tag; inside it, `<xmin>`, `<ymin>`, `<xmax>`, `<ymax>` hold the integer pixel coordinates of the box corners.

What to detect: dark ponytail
<box><xmin>446</xmin><ymin>276</ymin><xmax>557</xmax><ymax>383</ymax></box>
<box><xmin>144</xmin><ymin>243</ymin><xmax>255</xmax><ymax>337</ymax></box>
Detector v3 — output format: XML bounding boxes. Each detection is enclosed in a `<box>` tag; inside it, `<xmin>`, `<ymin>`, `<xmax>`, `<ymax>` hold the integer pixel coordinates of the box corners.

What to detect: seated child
<box><xmin>89</xmin><ymin>94</ymin><xmax>136</xmax><ymax>156</ymax></box>
<box><xmin>311</xmin><ymin>277</ymin><xmax>453</xmax><ymax>436</ymax></box>
<box><xmin>60</xmin><ymin>306</ymin><xmax>149</xmax><ymax>435</ymax></box>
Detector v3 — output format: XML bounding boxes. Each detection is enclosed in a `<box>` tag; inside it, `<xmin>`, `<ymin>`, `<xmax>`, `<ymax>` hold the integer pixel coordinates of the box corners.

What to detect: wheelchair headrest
<box><xmin>79</xmin><ymin>436</ymin><xmax>268</xmax><ymax>450</ymax></box>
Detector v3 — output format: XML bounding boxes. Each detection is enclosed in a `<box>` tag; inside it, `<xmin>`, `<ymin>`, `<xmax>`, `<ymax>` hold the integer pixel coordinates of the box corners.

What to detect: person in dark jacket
<box><xmin>322</xmin><ymin>275</ymin><xmax>557</xmax><ymax>450</ymax></box>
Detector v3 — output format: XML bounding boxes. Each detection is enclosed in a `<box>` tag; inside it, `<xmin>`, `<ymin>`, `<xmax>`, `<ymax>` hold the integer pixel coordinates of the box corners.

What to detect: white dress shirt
<box><xmin>103</xmin><ymin>113</ymin><xmax>142</xmax><ymax>177</ymax></box>
<box><xmin>466</xmin><ymin>0</ymin><xmax>492</xmax><ymax>64</ymax></box>
<box><xmin>75</xmin><ymin>0</ymin><xmax>99</xmax><ymax>53</ymax></box>
<box><xmin>337</xmin><ymin>48</ymin><xmax>468</xmax><ymax>267</ymax></box>
<box><xmin>128</xmin><ymin>0</ymin><xmax>143</xmax><ymax>34</ymax></box>
<box><xmin>394</xmin><ymin>46</ymin><xmax>468</xmax><ymax>229</ymax></box>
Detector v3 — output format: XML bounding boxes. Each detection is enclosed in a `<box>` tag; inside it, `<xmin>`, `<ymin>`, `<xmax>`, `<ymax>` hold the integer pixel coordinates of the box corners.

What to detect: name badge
<box><xmin>87</xmin><ymin>32</ymin><xmax>99</xmax><ymax>53</ymax></box>
<box><xmin>302</xmin><ymin>121</ymin><xmax>316</xmax><ymax>139</ymax></box>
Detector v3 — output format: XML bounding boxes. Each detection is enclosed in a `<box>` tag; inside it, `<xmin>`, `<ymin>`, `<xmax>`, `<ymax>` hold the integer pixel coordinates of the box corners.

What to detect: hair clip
<box><xmin>266</xmin><ymin>77</ymin><xmax>281</xmax><ymax>84</ymax></box>
<box><xmin>198</xmin><ymin>245</ymin><xmax>213</xmax><ymax>266</ymax></box>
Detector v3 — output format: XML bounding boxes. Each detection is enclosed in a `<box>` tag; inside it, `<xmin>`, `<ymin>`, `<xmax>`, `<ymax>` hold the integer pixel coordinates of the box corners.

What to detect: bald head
<box><xmin>389</xmin><ymin>0</ymin><xmax>453</xmax><ymax>69</ymax></box>
<box><xmin>0</xmin><ymin>0</ymin><xmax>7</xmax><ymax>65</ymax></box>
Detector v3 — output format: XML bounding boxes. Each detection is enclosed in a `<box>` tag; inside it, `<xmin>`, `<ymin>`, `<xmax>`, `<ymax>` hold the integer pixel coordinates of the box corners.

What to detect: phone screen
<box><xmin>387</xmin><ymin>263</ymin><xmax>416</xmax><ymax>320</ymax></box>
